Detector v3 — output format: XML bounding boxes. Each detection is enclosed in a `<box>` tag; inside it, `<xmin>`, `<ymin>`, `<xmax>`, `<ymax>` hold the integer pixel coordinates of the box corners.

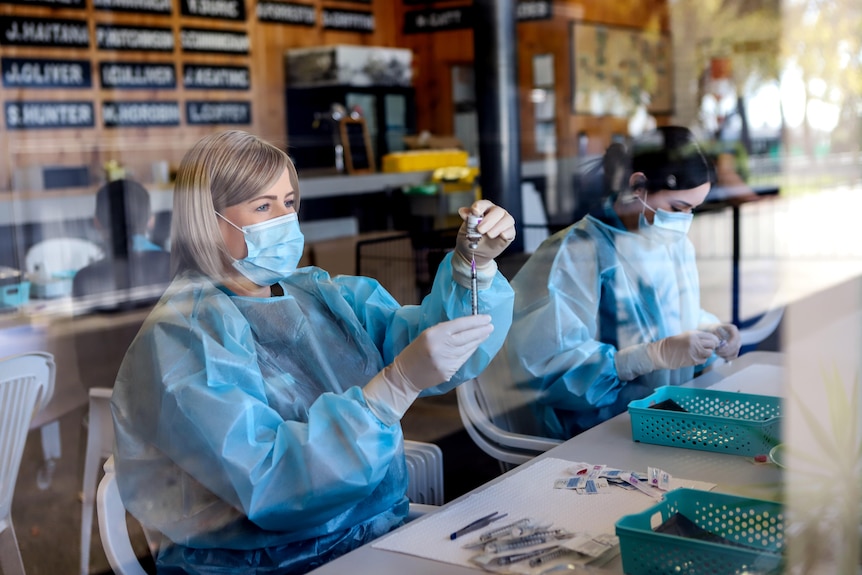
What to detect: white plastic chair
<box><xmin>0</xmin><ymin>352</ymin><xmax>56</xmax><ymax>575</ymax></box>
<box><xmin>458</xmin><ymin>305</ymin><xmax>785</xmax><ymax>469</ymax></box>
<box><xmin>24</xmin><ymin>237</ymin><xmax>104</xmax><ymax>277</ymax></box>
<box><xmin>457</xmin><ymin>372</ymin><xmax>562</xmax><ymax>469</ymax></box>
<box><xmin>97</xmin><ymin>456</ymin><xmax>147</xmax><ymax>575</ymax></box>
<box><xmin>80</xmin><ymin>387</ymin><xmax>114</xmax><ymax>575</ymax></box>
<box><xmin>24</xmin><ymin>237</ymin><xmax>104</xmax><ymax>302</ymax></box>
<box><xmin>94</xmin><ymin>430</ymin><xmax>444</xmax><ymax>573</ymax></box>
<box><xmin>739</xmin><ymin>305</ymin><xmax>785</xmax><ymax>348</ymax></box>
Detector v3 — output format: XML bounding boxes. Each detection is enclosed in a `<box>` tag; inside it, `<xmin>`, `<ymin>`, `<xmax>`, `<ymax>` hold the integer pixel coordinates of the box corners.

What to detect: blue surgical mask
<box><xmin>637</xmin><ymin>193</ymin><xmax>693</xmax><ymax>243</ymax></box>
<box><xmin>216</xmin><ymin>211</ymin><xmax>305</xmax><ymax>286</ymax></box>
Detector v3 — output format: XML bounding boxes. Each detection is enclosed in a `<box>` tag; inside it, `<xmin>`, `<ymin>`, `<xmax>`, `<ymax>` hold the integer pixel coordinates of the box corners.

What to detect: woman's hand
<box><xmin>455</xmin><ymin>200</ymin><xmax>516</xmax><ymax>268</ymax></box>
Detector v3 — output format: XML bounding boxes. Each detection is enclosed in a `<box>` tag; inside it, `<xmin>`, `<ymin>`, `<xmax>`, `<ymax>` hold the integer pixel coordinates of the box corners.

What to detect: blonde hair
<box><xmin>170</xmin><ymin>130</ymin><xmax>298</xmax><ymax>278</ymax></box>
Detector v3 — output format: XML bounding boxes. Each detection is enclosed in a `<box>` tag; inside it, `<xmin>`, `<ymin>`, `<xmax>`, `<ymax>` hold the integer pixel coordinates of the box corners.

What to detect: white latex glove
<box><xmin>452</xmin><ymin>200</ymin><xmax>516</xmax><ymax>289</ymax></box>
<box><xmin>615</xmin><ymin>331</ymin><xmax>721</xmax><ymax>381</ymax></box>
<box><xmin>455</xmin><ymin>200</ymin><xmax>516</xmax><ymax>269</ymax></box>
<box><xmin>703</xmin><ymin>323</ymin><xmax>741</xmax><ymax>360</ymax></box>
<box><xmin>363</xmin><ymin>315</ymin><xmax>494</xmax><ymax>424</ymax></box>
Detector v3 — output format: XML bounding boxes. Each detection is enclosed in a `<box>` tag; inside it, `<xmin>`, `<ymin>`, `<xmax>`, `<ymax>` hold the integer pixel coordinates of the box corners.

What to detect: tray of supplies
<box><xmin>381</xmin><ymin>149</ymin><xmax>469</xmax><ymax>173</ymax></box>
<box><xmin>0</xmin><ymin>266</ymin><xmax>29</xmax><ymax>311</ymax></box>
<box><xmin>627</xmin><ymin>386</ymin><xmax>781</xmax><ymax>457</ymax></box>
<box><xmin>0</xmin><ymin>282</ymin><xmax>30</xmax><ymax>310</ymax></box>
<box><xmin>615</xmin><ymin>488</ymin><xmax>785</xmax><ymax>575</ymax></box>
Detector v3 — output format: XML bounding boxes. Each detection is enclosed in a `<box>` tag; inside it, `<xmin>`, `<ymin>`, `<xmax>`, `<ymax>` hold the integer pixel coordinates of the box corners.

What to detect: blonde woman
<box><xmin>111</xmin><ymin>130</ymin><xmax>515</xmax><ymax>574</ymax></box>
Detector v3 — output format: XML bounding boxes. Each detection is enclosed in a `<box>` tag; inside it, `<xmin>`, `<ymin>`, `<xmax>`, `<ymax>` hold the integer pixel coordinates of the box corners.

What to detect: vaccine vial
<box><xmin>466</xmin><ymin>214</ymin><xmax>482</xmax><ymax>250</ymax></box>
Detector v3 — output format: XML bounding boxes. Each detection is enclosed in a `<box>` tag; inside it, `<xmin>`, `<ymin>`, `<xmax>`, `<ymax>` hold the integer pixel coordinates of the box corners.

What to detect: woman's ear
<box><xmin>629</xmin><ymin>172</ymin><xmax>647</xmax><ymax>192</ymax></box>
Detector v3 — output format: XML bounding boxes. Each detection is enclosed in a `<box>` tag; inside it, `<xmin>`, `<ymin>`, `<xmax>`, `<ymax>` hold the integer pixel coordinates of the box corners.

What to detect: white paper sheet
<box><xmin>707</xmin><ymin>364</ymin><xmax>783</xmax><ymax>397</ymax></box>
<box><xmin>372</xmin><ymin>457</ymin><xmax>715</xmax><ymax>568</ymax></box>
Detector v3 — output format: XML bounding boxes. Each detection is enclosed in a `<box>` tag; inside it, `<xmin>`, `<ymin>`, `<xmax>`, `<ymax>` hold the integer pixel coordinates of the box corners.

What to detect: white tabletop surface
<box><xmin>309</xmin><ymin>351</ymin><xmax>785</xmax><ymax>574</ymax></box>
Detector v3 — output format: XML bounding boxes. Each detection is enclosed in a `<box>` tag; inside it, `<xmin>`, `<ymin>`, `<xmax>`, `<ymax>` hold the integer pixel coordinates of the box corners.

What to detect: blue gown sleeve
<box><xmin>117</xmin><ymin>288</ymin><xmax>404</xmax><ymax>533</ymax></box>
<box><xmin>334</xmin><ymin>251</ymin><xmax>514</xmax><ymax>395</ymax></box>
<box><xmin>506</xmin><ymin>229</ymin><xmax>625</xmax><ymax>411</ymax></box>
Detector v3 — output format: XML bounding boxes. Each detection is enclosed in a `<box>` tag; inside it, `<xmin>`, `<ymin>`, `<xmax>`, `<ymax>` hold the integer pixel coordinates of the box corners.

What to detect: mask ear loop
<box><xmin>622</xmin><ymin>174</ymin><xmax>648</xmax><ymax>206</ymax></box>
<box><xmin>636</xmin><ymin>190</ymin><xmax>656</xmax><ymax>214</ymax></box>
<box><xmin>215</xmin><ymin>211</ymin><xmax>247</xmax><ymax>234</ymax></box>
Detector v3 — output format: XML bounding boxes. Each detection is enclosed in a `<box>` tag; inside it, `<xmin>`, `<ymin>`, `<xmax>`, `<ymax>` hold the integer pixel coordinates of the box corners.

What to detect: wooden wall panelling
<box><xmin>260</xmin><ymin>0</ymin><xmax>401</xmax><ymax>151</ymax></box>
<box><xmin>392</xmin><ymin>1</ymin><xmax>473</xmax><ymax>137</ymax></box>
<box><xmin>516</xmin><ymin>15</ymin><xmax>570</xmax><ymax>161</ymax></box>
<box><xmin>436</xmin><ymin>32</ymin><xmax>473</xmax><ymax>138</ymax></box>
<box><xmin>559</xmin><ymin>0</ymin><xmax>671</xmax><ymax>154</ymax></box>
<box><xmin>408</xmin><ymin>30</ymin><xmax>473</xmax><ymax>137</ymax></box>
<box><xmin>573</xmin><ymin>0</ymin><xmax>668</xmax><ymax>29</ymax></box>
<box><xmin>96</xmin><ymin>9</ymin><xmax>214</xmax><ymax>181</ymax></box>
<box><xmin>1</xmin><ymin>0</ymin><xmax>673</xmax><ymax>194</ymax></box>
<box><xmin>1</xmin><ymin>0</ymin><xmax>404</xmax><ymax>193</ymax></box>
<box><xmin>1</xmin><ymin>2</ymin><xmax>97</xmax><ymax>190</ymax></box>
<box><xmin>1</xmin><ymin>3</ymin><xmax>214</xmax><ymax>189</ymax></box>
<box><xmin>391</xmin><ymin>0</ymin><xmax>669</xmax><ymax>162</ymax></box>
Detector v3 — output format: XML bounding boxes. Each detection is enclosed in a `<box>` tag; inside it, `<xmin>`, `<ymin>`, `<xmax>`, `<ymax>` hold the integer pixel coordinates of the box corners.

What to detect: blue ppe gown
<box><xmin>489</xmin><ymin>203</ymin><xmax>718</xmax><ymax>439</ymax></box>
<box><xmin>111</xmin><ymin>251</ymin><xmax>513</xmax><ymax>574</ymax></box>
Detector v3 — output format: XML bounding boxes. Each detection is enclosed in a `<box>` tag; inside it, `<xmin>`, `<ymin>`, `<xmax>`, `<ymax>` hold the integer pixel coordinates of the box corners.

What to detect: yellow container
<box><xmin>381</xmin><ymin>149</ymin><xmax>469</xmax><ymax>173</ymax></box>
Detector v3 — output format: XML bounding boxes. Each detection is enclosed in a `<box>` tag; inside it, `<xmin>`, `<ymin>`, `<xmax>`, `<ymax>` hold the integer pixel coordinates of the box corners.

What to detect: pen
<box><xmin>450</xmin><ymin>511</ymin><xmax>507</xmax><ymax>540</ymax></box>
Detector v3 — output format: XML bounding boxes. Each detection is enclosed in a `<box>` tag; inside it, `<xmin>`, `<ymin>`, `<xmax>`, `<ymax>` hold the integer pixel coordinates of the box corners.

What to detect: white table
<box><xmin>309</xmin><ymin>351</ymin><xmax>785</xmax><ymax>574</ymax></box>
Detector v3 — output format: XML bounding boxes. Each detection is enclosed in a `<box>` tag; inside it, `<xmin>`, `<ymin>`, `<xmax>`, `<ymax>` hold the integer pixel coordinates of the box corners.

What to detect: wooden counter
<box><xmin>0</xmin><ymin>303</ymin><xmax>153</xmax><ymax>428</ymax></box>
<box><xmin>0</xmin><ymin>170</ymin><xmax>435</xmax><ymax>226</ymax></box>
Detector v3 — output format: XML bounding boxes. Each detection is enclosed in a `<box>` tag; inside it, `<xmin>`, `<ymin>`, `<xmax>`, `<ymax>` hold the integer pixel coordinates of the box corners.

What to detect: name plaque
<box><xmin>322</xmin><ymin>9</ymin><xmax>374</xmax><ymax>33</ymax></box>
<box><xmin>93</xmin><ymin>0</ymin><xmax>172</xmax><ymax>14</ymax></box>
<box><xmin>5</xmin><ymin>101</ymin><xmax>94</xmax><ymax>129</ymax></box>
<box><xmin>100</xmin><ymin>61</ymin><xmax>176</xmax><ymax>89</ymax></box>
<box><xmin>403</xmin><ymin>7</ymin><xmax>473</xmax><ymax>34</ymax></box>
<box><xmin>4</xmin><ymin>0</ymin><xmax>85</xmax><ymax>8</ymax></box>
<box><xmin>2</xmin><ymin>57</ymin><xmax>92</xmax><ymax>88</ymax></box>
<box><xmin>181</xmin><ymin>28</ymin><xmax>249</xmax><ymax>54</ymax></box>
<box><xmin>517</xmin><ymin>0</ymin><xmax>552</xmax><ymax>21</ymax></box>
<box><xmin>256</xmin><ymin>1</ymin><xmax>316</xmax><ymax>25</ymax></box>
<box><xmin>103</xmin><ymin>101</ymin><xmax>181</xmax><ymax>127</ymax></box>
<box><xmin>180</xmin><ymin>0</ymin><xmax>247</xmax><ymax>21</ymax></box>
<box><xmin>183</xmin><ymin>64</ymin><xmax>250</xmax><ymax>89</ymax></box>
<box><xmin>96</xmin><ymin>24</ymin><xmax>174</xmax><ymax>51</ymax></box>
<box><xmin>186</xmin><ymin>101</ymin><xmax>251</xmax><ymax>125</ymax></box>
<box><xmin>0</xmin><ymin>17</ymin><xmax>89</xmax><ymax>48</ymax></box>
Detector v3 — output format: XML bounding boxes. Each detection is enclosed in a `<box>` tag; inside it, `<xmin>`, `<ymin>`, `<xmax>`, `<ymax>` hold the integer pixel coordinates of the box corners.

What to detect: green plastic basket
<box><xmin>628</xmin><ymin>386</ymin><xmax>781</xmax><ymax>456</ymax></box>
<box><xmin>615</xmin><ymin>488</ymin><xmax>785</xmax><ymax>575</ymax></box>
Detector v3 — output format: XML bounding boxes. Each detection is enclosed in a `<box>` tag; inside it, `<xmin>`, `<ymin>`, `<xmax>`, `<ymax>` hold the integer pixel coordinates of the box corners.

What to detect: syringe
<box><xmin>466</xmin><ymin>214</ymin><xmax>482</xmax><ymax>316</ymax></box>
<box><xmin>471</xmin><ymin>259</ymin><xmax>478</xmax><ymax>315</ymax></box>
